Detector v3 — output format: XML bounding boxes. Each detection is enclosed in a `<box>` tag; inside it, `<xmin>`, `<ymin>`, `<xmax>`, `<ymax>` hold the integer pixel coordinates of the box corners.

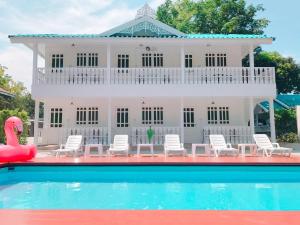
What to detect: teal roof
<box><xmin>8</xmin><ymin>33</ymin><xmax>274</xmax><ymax>40</ymax></box>
<box><xmin>259</xmin><ymin>94</ymin><xmax>300</xmax><ymax>111</ymax></box>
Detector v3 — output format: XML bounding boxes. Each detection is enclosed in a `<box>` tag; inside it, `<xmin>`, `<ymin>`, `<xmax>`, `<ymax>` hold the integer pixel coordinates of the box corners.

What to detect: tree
<box><xmin>275</xmin><ymin>109</ymin><xmax>297</xmax><ymax>137</ymax></box>
<box><xmin>255</xmin><ymin>52</ymin><xmax>300</xmax><ymax>94</ymax></box>
<box><xmin>157</xmin><ymin>0</ymin><xmax>269</xmax><ymax>34</ymax></box>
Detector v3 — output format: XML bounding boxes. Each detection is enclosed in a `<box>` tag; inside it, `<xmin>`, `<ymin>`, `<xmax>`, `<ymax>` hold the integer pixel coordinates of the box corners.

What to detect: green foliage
<box><xmin>277</xmin><ymin>132</ymin><xmax>299</xmax><ymax>143</ymax></box>
<box><xmin>157</xmin><ymin>0</ymin><xmax>269</xmax><ymax>34</ymax></box>
<box><xmin>275</xmin><ymin>109</ymin><xmax>297</xmax><ymax>137</ymax></box>
<box><xmin>0</xmin><ymin>109</ymin><xmax>29</xmax><ymax>144</ymax></box>
<box><xmin>255</xmin><ymin>51</ymin><xmax>300</xmax><ymax>94</ymax></box>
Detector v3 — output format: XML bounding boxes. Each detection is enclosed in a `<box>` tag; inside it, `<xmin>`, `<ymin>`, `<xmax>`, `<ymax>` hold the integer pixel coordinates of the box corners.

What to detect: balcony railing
<box><xmin>36</xmin><ymin>67</ymin><xmax>275</xmax><ymax>86</ymax></box>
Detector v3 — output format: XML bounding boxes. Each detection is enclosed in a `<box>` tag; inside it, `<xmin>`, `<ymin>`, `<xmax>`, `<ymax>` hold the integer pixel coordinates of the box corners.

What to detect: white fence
<box><xmin>35</xmin><ymin>67</ymin><xmax>275</xmax><ymax>85</ymax></box>
<box><xmin>62</xmin><ymin>127</ymin><xmax>108</xmax><ymax>145</ymax></box>
<box><xmin>203</xmin><ymin>126</ymin><xmax>252</xmax><ymax>144</ymax></box>
<box><xmin>131</xmin><ymin>127</ymin><xmax>180</xmax><ymax>145</ymax></box>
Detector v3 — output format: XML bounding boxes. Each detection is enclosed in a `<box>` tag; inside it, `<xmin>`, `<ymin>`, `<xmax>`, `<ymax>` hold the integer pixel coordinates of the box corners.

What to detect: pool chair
<box><xmin>53</xmin><ymin>135</ymin><xmax>83</xmax><ymax>157</ymax></box>
<box><xmin>107</xmin><ymin>135</ymin><xmax>129</xmax><ymax>156</ymax></box>
<box><xmin>164</xmin><ymin>134</ymin><xmax>187</xmax><ymax>156</ymax></box>
<box><xmin>209</xmin><ymin>135</ymin><xmax>239</xmax><ymax>157</ymax></box>
<box><xmin>253</xmin><ymin>134</ymin><xmax>292</xmax><ymax>157</ymax></box>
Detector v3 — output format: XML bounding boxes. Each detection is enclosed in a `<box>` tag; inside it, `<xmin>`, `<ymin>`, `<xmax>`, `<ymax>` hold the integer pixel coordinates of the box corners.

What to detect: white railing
<box><xmin>111</xmin><ymin>68</ymin><xmax>181</xmax><ymax>85</ymax></box>
<box><xmin>35</xmin><ymin>67</ymin><xmax>275</xmax><ymax>85</ymax></box>
<box><xmin>36</xmin><ymin>67</ymin><xmax>107</xmax><ymax>85</ymax></box>
<box><xmin>185</xmin><ymin>67</ymin><xmax>275</xmax><ymax>84</ymax></box>
<box><xmin>131</xmin><ymin>127</ymin><xmax>180</xmax><ymax>145</ymax></box>
<box><xmin>62</xmin><ymin>127</ymin><xmax>108</xmax><ymax>145</ymax></box>
<box><xmin>203</xmin><ymin>126</ymin><xmax>252</xmax><ymax>144</ymax></box>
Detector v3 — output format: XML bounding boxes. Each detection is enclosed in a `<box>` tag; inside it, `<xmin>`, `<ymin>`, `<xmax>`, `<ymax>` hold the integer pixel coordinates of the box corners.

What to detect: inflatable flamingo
<box><xmin>0</xmin><ymin>116</ymin><xmax>37</xmax><ymax>162</ymax></box>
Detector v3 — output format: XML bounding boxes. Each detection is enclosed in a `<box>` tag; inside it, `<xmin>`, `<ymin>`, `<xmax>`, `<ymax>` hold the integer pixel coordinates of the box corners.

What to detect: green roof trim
<box><xmin>259</xmin><ymin>94</ymin><xmax>300</xmax><ymax>112</ymax></box>
<box><xmin>8</xmin><ymin>33</ymin><xmax>274</xmax><ymax>40</ymax></box>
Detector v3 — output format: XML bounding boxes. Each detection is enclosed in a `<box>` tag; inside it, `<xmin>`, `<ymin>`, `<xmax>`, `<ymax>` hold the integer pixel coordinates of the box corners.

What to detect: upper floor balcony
<box><xmin>33</xmin><ymin>66</ymin><xmax>276</xmax><ymax>98</ymax></box>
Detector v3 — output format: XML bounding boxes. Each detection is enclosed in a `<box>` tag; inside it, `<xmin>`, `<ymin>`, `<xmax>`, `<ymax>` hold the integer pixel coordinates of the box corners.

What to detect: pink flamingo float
<box><xmin>0</xmin><ymin>116</ymin><xmax>36</xmax><ymax>162</ymax></box>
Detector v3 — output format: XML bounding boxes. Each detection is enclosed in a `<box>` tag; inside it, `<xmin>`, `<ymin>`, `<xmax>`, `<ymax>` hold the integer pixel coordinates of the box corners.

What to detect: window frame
<box><xmin>117</xmin><ymin>108</ymin><xmax>129</xmax><ymax>127</ymax></box>
<box><xmin>50</xmin><ymin>108</ymin><xmax>63</xmax><ymax>128</ymax></box>
<box><xmin>184</xmin><ymin>107</ymin><xmax>195</xmax><ymax>127</ymax></box>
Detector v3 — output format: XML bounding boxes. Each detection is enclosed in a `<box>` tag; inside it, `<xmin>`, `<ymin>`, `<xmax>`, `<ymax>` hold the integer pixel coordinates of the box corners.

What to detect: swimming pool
<box><xmin>0</xmin><ymin>165</ymin><xmax>299</xmax><ymax>210</ymax></box>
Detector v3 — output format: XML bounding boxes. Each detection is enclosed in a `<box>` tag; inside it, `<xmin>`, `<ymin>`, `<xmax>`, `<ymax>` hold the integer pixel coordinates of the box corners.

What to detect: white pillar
<box><xmin>107</xmin><ymin>44</ymin><xmax>111</xmax><ymax>85</ymax></box>
<box><xmin>34</xmin><ymin>100</ymin><xmax>40</xmax><ymax>145</ymax></box>
<box><xmin>249</xmin><ymin>45</ymin><xmax>254</xmax><ymax>82</ymax></box>
<box><xmin>269</xmin><ymin>98</ymin><xmax>276</xmax><ymax>142</ymax></box>
<box><xmin>297</xmin><ymin>106</ymin><xmax>300</xmax><ymax>139</ymax></box>
<box><xmin>107</xmin><ymin>97</ymin><xmax>112</xmax><ymax>145</ymax></box>
<box><xmin>249</xmin><ymin>97</ymin><xmax>255</xmax><ymax>136</ymax></box>
<box><xmin>180</xmin><ymin>46</ymin><xmax>185</xmax><ymax>84</ymax></box>
<box><xmin>32</xmin><ymin>43</ymin><xmax>38</xmax><ymax>84</ymax></box>
<box><xmin>180</xmin><ymin>97</ymin><xmax>184</xmax><ymax>144</ymax></box>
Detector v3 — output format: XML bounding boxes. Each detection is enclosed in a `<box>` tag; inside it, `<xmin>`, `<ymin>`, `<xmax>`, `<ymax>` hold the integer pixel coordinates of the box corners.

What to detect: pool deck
<box><xmin>1</xmin><ymin>154</ymin><xmax>300</xmax><ymax>225</ymax></box>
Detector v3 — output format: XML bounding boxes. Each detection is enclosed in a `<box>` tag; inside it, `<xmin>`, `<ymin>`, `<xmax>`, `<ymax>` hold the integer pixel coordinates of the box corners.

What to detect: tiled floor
<box><xmin>1</xmin><ymin>154</ymin><xmax>300</xmax><ymax>225</ymax></box>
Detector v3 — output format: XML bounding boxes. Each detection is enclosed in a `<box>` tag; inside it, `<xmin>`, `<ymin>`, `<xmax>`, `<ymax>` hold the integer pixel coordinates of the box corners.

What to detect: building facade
<box><xmin>9</xmin><ymin>4</ymin><xmax>277</xmax><ymax>146</ymax></box>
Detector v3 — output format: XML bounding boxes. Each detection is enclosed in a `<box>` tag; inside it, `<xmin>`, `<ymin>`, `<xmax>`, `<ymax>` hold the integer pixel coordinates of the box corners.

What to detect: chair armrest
<box><xmin>272</xmin><ymin>143</ymin><xmax>280</xmax><ymax>148</ymax></box>
<box><xmin>226</xmin><ymin>143</ymin><xmax>232</xmax><ymax>148</ymax></box>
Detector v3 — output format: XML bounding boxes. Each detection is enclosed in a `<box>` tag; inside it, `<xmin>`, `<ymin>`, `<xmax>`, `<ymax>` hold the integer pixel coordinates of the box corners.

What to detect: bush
<box><xmin>277</xmin><ymin>132</ymin><xmax>300</xmax><ymax>143</ymax></box>
<box><xmin>275</xmin><ymin>109</ymin><xmax>297</xmax><ymax>137</ymax></box>
<box><xmin>0</xmin><ymin>109</ymin><xmax>29</xmax><ymax>144</ymax></box>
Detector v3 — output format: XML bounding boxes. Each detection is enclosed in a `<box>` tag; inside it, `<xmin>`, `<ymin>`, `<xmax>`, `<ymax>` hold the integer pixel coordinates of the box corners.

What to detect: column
<box><xmin>269</xmin><ymin>98</ymin><xmax>276</xmax><ymax>142</ymax></box>
<box><xmin>249</xmin><ymin>97</ymin><xmax>255</xmax><ymax>136</ymax></box>
<box><xmin>249</xmin><ymin>45</ymin><xmax>254</xmax><ymax>82</ymax></box>
<box><xmin>180</xmin><ymin>46</ymin><xmax>185</xmax><ymax>84</ymax></box>
<box><xmin>32</xmin><ymin>43</ymin><xmax>38</xmax><ymax>84</ymax></box>
<box><xmin>106</xmin><ymin>44</ymin><xmax>111</xmax><ymax>85</ymax></box>
<box><xmin>34</xmin><ymin>100</ymin><xmax>40</xmax><ymax>145</ymax></box>
<box><xmin>180</xmin><ymin>97</ymin><xmax>184</xmax><ymax>144</ymax></box>
<box><xmin>107</xmin><ymin>97</ymin><xmax>112</xmax><ymax>145</ymax></box>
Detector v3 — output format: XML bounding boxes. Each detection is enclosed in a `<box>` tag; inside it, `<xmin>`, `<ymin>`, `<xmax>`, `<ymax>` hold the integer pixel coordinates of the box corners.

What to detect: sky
<box><xmin>0</xmin><ymin>0</ymin><xmax>299</xmax><ymax>90</ymax></box>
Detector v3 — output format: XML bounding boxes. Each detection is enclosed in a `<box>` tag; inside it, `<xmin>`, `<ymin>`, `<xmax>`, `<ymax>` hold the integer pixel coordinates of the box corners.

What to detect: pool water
<box><xmin>0</xmin><ymin>166</ymin><xmax>299</xmax><ymax>210</ymax></box>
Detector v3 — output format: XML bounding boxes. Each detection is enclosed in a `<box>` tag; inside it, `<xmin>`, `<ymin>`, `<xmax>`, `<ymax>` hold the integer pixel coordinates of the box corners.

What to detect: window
<box><xmin>153</xmin><ymin>53</ymin><xmax>163</xmax><ymax>67</ymax></box>
<box><xmin>142</xmin><ymin>53</ymin><xmax>163</xmax><ymax>67</ymax></box>
<box><xmin>51</xmin><ymin>54</ymin><xmax>64</xmax><ymax>68</ymax></box>
<box><xmin>118</xmin><ymin>54</ymin><xmax>129</xmax><ymax>68</ymax></box>
<box><xmin>117</xmin><ymin>108</ymin><xmax>128</xmax><ymax>127</ymax></box>
<box><xmin>142</xmin><ymin>107</ymin><xmax>152</xmax><ymax>125</ymax></box>
<box><xmin>207</xmin><ymin>106</ymin><xmax>230</xmax><ymax>124</ymax></box>
<box><xmin>185</xmin><ymin>54</ymin><xmax>193</xmax><ymax>68</ymax></box>
<box><xmin>141</xmin><ymin>107</ymin><xmax>164</xmax><ymax>125</ymax></box>
<box><xmin>50</xmin><ymin>108</ymin><xmax>62</xmax><ymax>127</ymax></box>
<box><xmin>77</xmin><ymin>53</ymin><xmax>98</xmax><ymax>67</ymax></box>
<box><xmin>153</xmin><ymin>107</ymin><xmax>163</xmax><ymax>124</ymax></box>
<box><xmin>217</xmin><ymin>53</ymin><xmax>227</xmax><ymax>67</ymax></box>
<box><xmin>184</xmin><ymin>108</ymin><xmax>195</xmax><ymax>127</ymax></box>
<box><xmin>219</xmin><ymin>107</ymin><xmax>229</xmax><ymax>124</ymax></box>
<box><xmin>205</xmin><ymin>53</ymin><xmax>227</xmax><ymax>67</ymax></box>
<box><xmin>205</xmin><ymin>53</ymin><xmax>215</xmax><ymax>67</ymax></box>
<box><xmin>207</xmin><ymin>107</ymin><xmax>218</xmax><ymax>124</ymax></box>
<box><xmin>76</xmin><ymin>107</ymin><xmax>99</xmax><ymax>125</ymax></box>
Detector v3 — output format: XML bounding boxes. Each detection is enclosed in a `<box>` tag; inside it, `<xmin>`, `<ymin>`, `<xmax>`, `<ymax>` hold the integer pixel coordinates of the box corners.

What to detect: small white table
<box><xmin>137</xmin><ymin>144</ymin><xmax>154</xmax><ymax>156</ymax></box>
<box><xmin>192</xmin><ymin>144</ymin><xmax>210</xmax><ymax>157</ymax></box>
<box><xmin>238</xmin><ymin>144</ymin><xmax>257</xmax><ymax>156</ymax></box>
<box><xmin>85</xmin><ymin>144</ymin><xmax>103</xmax><ymax>157</ymax></box>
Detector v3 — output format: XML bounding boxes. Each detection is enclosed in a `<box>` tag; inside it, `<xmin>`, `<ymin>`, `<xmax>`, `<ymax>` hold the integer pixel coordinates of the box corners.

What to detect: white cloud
<box><xmin>0</xmin><ymin>0</ymin><xmax>164</xmax><ymax>89</ymax></box>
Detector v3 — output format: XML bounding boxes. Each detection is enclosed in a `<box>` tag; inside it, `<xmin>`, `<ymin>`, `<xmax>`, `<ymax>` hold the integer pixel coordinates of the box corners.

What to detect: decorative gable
<box><xmin>101</xmin><ymin>3</ymin><xmax>184</xmax><ymax>37</ymax></box>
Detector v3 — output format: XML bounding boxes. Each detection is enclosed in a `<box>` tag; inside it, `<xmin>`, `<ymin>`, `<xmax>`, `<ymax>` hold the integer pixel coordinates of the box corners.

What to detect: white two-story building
<box><xmin>9</xmin><ymin>4</ymin><xmax>276</xmax><ymax>146</ymax></box>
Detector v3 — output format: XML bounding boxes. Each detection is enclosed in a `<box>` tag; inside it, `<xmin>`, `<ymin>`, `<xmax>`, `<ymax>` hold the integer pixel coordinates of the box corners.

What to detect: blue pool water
<box><xmin>0</xmin><ymin>165</ymin><xmax>300</xmax><ymax>210</ymax></box>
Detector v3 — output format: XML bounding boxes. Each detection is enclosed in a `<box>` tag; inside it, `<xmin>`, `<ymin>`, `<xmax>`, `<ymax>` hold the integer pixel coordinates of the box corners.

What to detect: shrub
<box><xmin>0</xmin><ymin>109</ymin><xmax>29</xmax><ymax>144</ymax></box>
<box><xmin>275</xmin><ymin>109</ymin><xmax>297</xmax><ymax>137</ymax></box>
<box><xmin>277</xmin><ymin>132</ymin><xmax>300</xmax><ymax>143</ymax></box>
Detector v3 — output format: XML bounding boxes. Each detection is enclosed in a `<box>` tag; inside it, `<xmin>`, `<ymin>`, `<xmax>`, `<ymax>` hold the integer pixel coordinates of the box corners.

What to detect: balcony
<box><xmin>34</xmin><ymin>67</ymin><xmax>276</xmax><ymax>98</ymax></box>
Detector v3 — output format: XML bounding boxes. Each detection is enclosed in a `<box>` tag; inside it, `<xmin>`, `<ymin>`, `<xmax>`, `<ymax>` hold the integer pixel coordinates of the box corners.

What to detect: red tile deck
<box><xmin>1</xmin><ymin>155</ymin><xmax>300</xmax><ymax>225</ymax></box>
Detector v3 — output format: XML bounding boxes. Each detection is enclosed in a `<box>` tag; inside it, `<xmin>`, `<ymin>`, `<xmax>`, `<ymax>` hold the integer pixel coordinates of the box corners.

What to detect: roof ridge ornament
<box><xmin>136</xmin><ymin>3</ymin><xmax>156</xmax><ymax>19</ymax></box>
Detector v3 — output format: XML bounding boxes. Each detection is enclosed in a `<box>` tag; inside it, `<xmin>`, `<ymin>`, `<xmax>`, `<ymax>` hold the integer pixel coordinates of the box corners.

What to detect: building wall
<box><xmin>42</xmin><ymin>97</ymin><xmax>251</xmax><ymax>145</ymax></box>
<box><xmin>44</xmin><ymin>44</ymin><xmax>244</xmax><ymax>69</ymax></box>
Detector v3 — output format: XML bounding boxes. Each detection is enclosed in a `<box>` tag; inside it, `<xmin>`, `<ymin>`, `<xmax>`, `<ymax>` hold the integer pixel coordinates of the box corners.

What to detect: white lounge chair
<box><xmin>253</xmin><ymin>134</ymin><xmax>292</xmax><ymax>157</ymax></box>
<box><xmin>53</xmin><ymin>135</ymin><xmax>83</xmax><ymax>157</ymax></box>
<box><xmin>107</xmin><ymin>135</ymin><xmax>129</xmax><ymax>156</ymax></box>
<box><xmin>209</xmin><ymin>135</ymin><xmax>239</xmax><ymax>157</ymax></box>
<box><xmin>164</xmin><ymin>134</ymin><xmax>186</xmax><ymax>156</ymax></box>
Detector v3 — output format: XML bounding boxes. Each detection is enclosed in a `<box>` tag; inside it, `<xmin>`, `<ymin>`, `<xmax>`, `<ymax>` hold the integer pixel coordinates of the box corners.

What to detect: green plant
<box><xmin>277</xmin><ymin>132</ymin><xmax>300</xmax><ymax>143</ymax></box>
<box><xmin>0</xmin><ymin>109</ymin><xmax>29</xmax><ymax>144</ymax></box>
<box><xmin>275</xmin><ymin>109</ymin><xmax>297</xmax><ymax>137</ymax></box>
